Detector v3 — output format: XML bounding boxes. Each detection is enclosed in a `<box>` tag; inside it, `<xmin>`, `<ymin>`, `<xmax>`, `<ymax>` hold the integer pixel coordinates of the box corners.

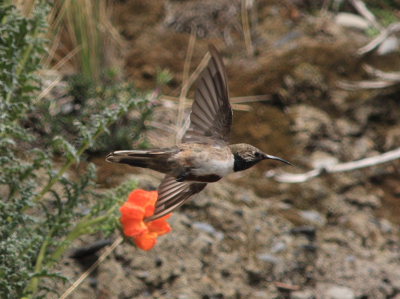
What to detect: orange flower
<box><xmin>120</xmin><ymin>189</ymin><xmax>172</xmax><ymax>250</ymax></box>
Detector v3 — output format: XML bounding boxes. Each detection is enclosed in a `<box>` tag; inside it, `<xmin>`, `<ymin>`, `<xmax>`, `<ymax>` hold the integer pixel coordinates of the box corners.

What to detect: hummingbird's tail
<box><xmin>105</xmin><ymin>148</ymin><xmax>178</xmax><ymax>173</ymax></box>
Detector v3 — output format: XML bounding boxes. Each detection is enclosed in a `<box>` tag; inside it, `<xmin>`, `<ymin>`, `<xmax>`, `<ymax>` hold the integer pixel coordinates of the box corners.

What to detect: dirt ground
<box><xmin>56</xmin><ymin>1</ymin><xmax>400</xmax><ymax>298</ymax></box>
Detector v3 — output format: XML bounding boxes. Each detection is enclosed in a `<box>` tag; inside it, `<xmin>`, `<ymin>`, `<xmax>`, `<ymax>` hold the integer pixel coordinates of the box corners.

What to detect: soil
<box><xmin>56</xmin><ymin>1</ymin><xmax>400</xmax><ymax>298</ymax></box>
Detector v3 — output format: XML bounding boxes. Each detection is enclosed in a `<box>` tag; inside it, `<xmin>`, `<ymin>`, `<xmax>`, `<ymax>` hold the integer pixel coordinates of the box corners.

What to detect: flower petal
<box><xmin>120</xmin><ymin>189</ymin><xmax>173</xmax><ymax>250</ymax></box>
<box><xmin>120</xmin><ymin>202</ymin><xmax>145</xmax><ymax>220</ymax></box>
<box><xmin>144</xmin><ymin>203</ymin><xmax>156</xmax><ymax>218</ymax></box>
<box><xmin>121</xmin><ymin>218</ymin><xmax>147</xmax><ymax>236</ymax></box>
<box><xmin>134</xmin><ymin>232</ymin><xmax>158</xmax><ymax>251</ymax></box>
<box><xmin>128</xmin><ymin>189</ymin><xmax>158</xmax><ymax>207</ymax></box>
<box><xmin>147</xmin><ymin>215</ymin><xmax>172</xmax><ymax>235</ymax></box>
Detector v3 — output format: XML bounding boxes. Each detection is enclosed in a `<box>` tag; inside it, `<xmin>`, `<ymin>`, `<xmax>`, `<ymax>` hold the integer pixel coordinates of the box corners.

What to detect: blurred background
<box><xmin>4</xmin><ymin>0</ymin><xmax>400</xmax><ymax>298</ymax></box>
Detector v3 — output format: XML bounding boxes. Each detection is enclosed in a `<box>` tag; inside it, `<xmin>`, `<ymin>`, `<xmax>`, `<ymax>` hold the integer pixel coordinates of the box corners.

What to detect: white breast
<box><xmin>191</xmin><ymin>154</ymin><xmax>234</xmax><ymax>177</ymax></box>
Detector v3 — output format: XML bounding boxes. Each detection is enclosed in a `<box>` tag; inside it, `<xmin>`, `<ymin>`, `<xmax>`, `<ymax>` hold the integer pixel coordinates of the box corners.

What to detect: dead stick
<box><xmin>59</xmin><ymin>236</ymin><xmax>123</xmax><ymax>299</ymax></box>
<box><xmin>267</xmin><ymin>147</ymin><xmax>400</xmax><ymax>183</ymax></box>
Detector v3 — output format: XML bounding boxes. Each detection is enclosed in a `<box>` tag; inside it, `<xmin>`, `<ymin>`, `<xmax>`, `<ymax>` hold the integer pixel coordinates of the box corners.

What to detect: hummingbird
<box><xmin>106</xmin><ymin>45</ymin><xmax>291</xmax><ymax>221</ymax></box>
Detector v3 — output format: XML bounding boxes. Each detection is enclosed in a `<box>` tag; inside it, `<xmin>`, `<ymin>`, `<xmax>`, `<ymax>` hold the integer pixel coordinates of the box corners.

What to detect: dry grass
<box><xmin>46</xmin><ymin>0</ymin><xmax>125</xmax><ymax>81</ymax></box>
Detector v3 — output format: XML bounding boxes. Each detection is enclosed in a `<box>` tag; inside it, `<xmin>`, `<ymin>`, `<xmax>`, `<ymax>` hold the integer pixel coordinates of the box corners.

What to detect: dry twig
<box><xmin>241</xmin><ymin>0</ymin><xmax>254</xmax><ymax>56</ymax></box>
<box><xmin>363</xmin><ymin>64</ymin><xmax>400</xmax><ymax>81</ymax></box>
<box><xmin>35</xmin><ymin>76</ymin><xmax>62</xmax><ymax>103</ymax></box>
<box><xmin>52</xmin><ymin>46</ymin><xmax>82</xmax><ymax>71</ymax></box>
<box><xmin>357</xmin><ymin>22</ymin><xmax>400</xmax><ymax>55</ymax></box>
<box><xmin>350</xmin><ymin>0</ymin><xmax>382</xmax><ymax>30</ymax></box>
<box><xmin>266</xmin><ymin>147</ymin><xmax>400</xmax><ymax>183</ymax></box>
<box><xmin>59</xmin><ymin>237</ymin><xmax>123</xmax><ymax>299</ymax></box>
<box><xmin>338</xmin><ymin>63</ymin><xmax>400</xmax><ymax>90</ymax></box>
<box><xmin>350</xmin><ymin>0</ymin><xmax>400</xmax><ymax>56</ymax></box>
<box><xmin>337</xmin><ymin>79</ymin><xmax>398</xmax><ymax>90</ymax></box>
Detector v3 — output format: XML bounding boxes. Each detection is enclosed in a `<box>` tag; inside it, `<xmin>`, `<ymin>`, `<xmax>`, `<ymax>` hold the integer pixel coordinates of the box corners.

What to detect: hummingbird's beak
<box><xmin>264</xmin><ymin>154</ymin><xmax>293</xmax><ymax>166</ymax></box>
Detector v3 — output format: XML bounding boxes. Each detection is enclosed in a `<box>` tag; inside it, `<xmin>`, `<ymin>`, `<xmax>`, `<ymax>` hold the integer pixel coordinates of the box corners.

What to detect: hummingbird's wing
<box><xmin>145</xmin><ymin>175</ymin><xmax>207</xmax><ymax>222</ymax></box>
<box><xmin>182</xmin><ymin>45</ymin><xmax>232</xmax><ymax>144</ymax></box>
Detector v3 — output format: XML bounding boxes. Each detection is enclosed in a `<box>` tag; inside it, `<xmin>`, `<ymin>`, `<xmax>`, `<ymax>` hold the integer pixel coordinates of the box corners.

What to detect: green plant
<box><xmin>371</xmin><ymin>8</ymin><xmax>399</xmax><ymax>27</ymax></box>
<box><xmin>0</xmin><ymin>2</ymin><xmax>153</xmax><ymax>298</ymax></box>
<box><xmin>25</xmin><ymin>0</ymin><xmax>151</xmax><ymax>154</ymax></box>
<box><xmin>29</xmin><ymin>72</ymin><xmax>154</xmax><ymax>154</ymax></box>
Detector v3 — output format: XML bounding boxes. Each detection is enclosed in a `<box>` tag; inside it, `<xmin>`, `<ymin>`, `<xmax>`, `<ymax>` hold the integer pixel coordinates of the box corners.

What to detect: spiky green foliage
<box><xmin>0</xmin><ymin>3</ymin><xmax>151</xmax><ymax>298</ymax></box>
<box><xmin>0</xmin><ymin>3</ymin><xmax>50</xmax><ymax>296</ymax></box>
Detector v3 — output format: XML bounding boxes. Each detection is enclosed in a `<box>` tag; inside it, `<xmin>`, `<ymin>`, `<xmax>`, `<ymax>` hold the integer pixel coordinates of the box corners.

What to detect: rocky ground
<box><xmin>56</xmin><ymin>1</ymin><xmax>400</xmax><ymax>298</ymax></box>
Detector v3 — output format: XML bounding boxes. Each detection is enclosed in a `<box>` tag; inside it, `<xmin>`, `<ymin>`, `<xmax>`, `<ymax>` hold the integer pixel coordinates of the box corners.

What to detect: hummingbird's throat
<box><xmin>233</xmin><ymin>154</ymin><xmax>259</xmax><ymax>172</ymax></box>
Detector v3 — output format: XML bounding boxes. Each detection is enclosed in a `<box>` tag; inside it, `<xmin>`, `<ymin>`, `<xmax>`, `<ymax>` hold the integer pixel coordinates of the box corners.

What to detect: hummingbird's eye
<box><xmin>254</xmin><ymin>152</ymin><xmax>260</xmax><ymax>157</ymax></box>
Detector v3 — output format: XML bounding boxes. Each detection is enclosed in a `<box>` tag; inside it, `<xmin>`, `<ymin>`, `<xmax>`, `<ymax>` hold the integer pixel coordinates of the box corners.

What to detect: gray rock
<box><xmin>271</xmin><ymin>241</ymin><xmax>287</xmax><ymax>253</ymax></box>
<box><xmin>257</xmin><ymin>253</ymin><xmax>280</xmax><ymax>264</ymax></box>
<box><xmin>192</xmin><ymin>221</ymin><xmax>216</xmax><ymax>234</ymax></box>
<box><xmin>384</xmin><ymin>126</ymin><xmax>400</xmax><ymax>150</ymax></box>
<box><xmin>300</xmin><ymin>210</ymin><xmax>326</xmax><ymax>226</ymax></box>
<box><xmin>336</xmin><ymin>118</ymin><xmax>362</xmax><ymax>136</ymax></box>
<box><xmin>379</xmin><ymin>219</ymin><xmax>393</xmax><ymax>234</ymax></box>
<box><xmin>344</xmin><ymin>186</ymin><xmax>381</xmax><ymax>208</ymax></box>
<box><xmin>352</xmin><ymin>136</ymin><xmax>375</xmax><ymax>159</ymax></box>
<box><xmin>192</xmin><ymin>221</ymin><xmax>224</xmax><ymax>240</ymax></box>
<box><xmin>345</xmin><ymin>255</ymin><xmax>356</xmax><ymax>263</ymax></box>
<box><xmin>290</xmin><ymin>105</ymin><xmax>332</xmax><ymax>135</ymax></box>
<box><xmin>325</xmin><ymin>285</ymin><xmax>355</xmax><ymax>299</ymax></box>
<box><xmin>291</xmin><ymin>289</ymin><xmax>316</xmax><ymax>299</ymax></box>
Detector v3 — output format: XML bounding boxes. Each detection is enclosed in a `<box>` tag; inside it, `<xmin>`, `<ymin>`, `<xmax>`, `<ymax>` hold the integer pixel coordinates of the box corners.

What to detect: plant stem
<box><xmin>24</xmin><ymin>100</ymin><xmax>134</xmax><ymax>296</ymax></box>
<box><xmin>49</xmin><ymin>204</ymin><xmax>119</xmax><ymax>265</ymax></box>
<box><xmin>24</xmin><ymin>228</ymin><xmax>54</xmax><ymax>298</ymax></box>
<box><xmin>24</xmin><ymin>122</ymin><xmax>110</xmax><ymax>297</ymax></box>
<box><xmin>32</xmin><ymin>126</ymin><xmax>104</xmax><ymax>204</ymax></box>
<box><xmin>24</xmin><ymin>195</ymin><xmax>120</xmax><ymax>298</ymax></box>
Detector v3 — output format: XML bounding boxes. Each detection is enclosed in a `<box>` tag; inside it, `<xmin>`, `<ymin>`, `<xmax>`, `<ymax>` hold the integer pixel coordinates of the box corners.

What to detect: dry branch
<box><xmin>338</xmin><ymin>63</ymin><xmax>400</xmax><ymax>90</ymax></box>
<box><xmin>350</xmin><ymin>0</ymin><xmax>382</xmax><ymax>30</ymax></box>
<box><xmin>266</xmin><ymin>147</ymin><xmax>400</xmax><ymax>183</ymax></box>
<box><xmin>363</xmin><ymin>65</ymin><xmax>400</xmax><ymax>81</ymax></box>
<box><xmin>241</xmin><ymin>0</ymin><xmax>254</xmax><ymax>56</ymax></box>
<box><xmin>337</xmin><ymin>79</ymin><xmax>398</xmax><ymax>90</ymax></box>
<box><xmin>59</xmin><ymin>237</ymin><xmax>123</xmax><ymax>299</ymax></box>
<box><xmin>357</xmin><ymin>22</ymin><xmax>400</xmax><ymax>55</ymax></box>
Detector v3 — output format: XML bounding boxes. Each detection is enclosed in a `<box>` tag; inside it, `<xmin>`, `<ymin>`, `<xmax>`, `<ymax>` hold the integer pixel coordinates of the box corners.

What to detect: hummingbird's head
<box><xmin>229</xmin><ymin>143</ymin><xmax>292</xmax><ymax>172</ymax></box>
